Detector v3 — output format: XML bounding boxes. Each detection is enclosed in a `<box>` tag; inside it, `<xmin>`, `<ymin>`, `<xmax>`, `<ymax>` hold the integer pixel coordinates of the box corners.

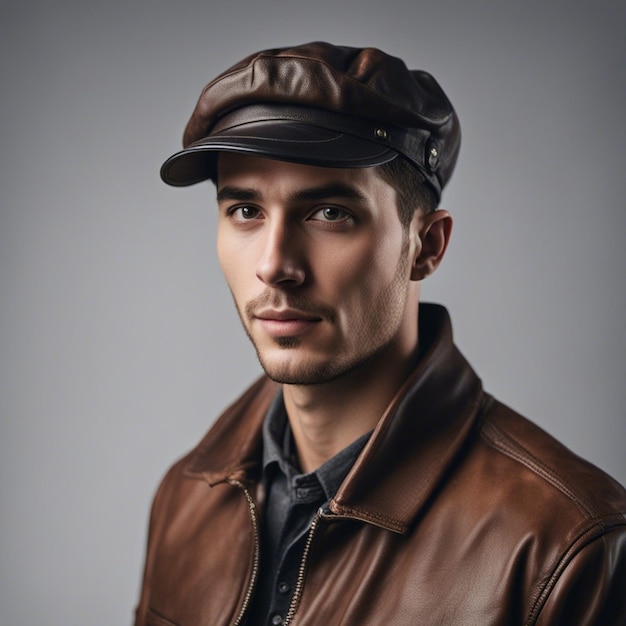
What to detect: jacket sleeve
<box><xmin>534</xmin><ymin>526</ymin><xmax>626</xmax><ymax>625</ymax></box>
<box><xmin>133</xmin><ymin>498</ymin><xmax>156</xmax><ymax>626</ymax></box>
<box><xmin>133</xmin><ymin>471</ymin><xmax>172</xmax><ymax>626</ymax></box>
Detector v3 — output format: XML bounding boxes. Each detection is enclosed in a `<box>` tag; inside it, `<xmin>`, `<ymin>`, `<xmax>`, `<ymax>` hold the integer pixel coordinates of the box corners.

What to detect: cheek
<box><xmin>216</xmin><ymin>226</ymin><xmax>230</xmax><ymax>274</ymax></box>
<box><xmin>217</xmin><ymin>232</ymin><xmax>252</xmax><ymax>299</ymax></box>
<box><xmin>321</xmin><ymin>238</ymin><xmax>401</xmax><ymax>305</ymax></box>
<box><xmin>216</xmin><ymin>241</ymin><xmax>234</xmax><ymax>290</ymax></box>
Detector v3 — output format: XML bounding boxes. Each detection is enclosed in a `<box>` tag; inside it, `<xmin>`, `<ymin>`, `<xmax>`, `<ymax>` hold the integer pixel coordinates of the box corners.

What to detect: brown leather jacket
<box><xmin>134</xmin><ymin>304</ymin><xmax>626</xmax><ymax>625</ymax></box>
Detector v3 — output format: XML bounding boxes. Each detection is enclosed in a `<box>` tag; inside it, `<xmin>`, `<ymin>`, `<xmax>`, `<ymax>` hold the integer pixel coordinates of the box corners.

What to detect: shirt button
<box><xmin>278</xmin><ymin>581</ymin><xmax>290</xmax><ymax>594</ymax></box>
<box><xmin>271</xmin><ymin>614</ymin><xmax>284</xmax><ymax>625</ymax></box>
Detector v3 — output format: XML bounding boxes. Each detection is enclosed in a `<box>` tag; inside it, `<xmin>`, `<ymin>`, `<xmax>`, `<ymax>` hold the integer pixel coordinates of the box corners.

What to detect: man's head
<box><xmin>160</xmin><ymin>42</ymin><xmax>458</xmax><ymax>384</ymax></box>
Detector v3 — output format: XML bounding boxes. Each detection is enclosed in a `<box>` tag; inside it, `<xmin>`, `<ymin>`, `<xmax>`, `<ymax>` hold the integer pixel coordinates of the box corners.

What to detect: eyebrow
<box><xmin>290</xmin><ymin>183</ymin><xmax>368</xmax><ymax>204</ymax></box>
<box><xmin>217</xmin><ymin>186</ymin><xmax>259</xmax><ymax>202</ymax></box>
<box><xmin>217</xmin><ymin>183</ymin><xmax>369</xmax><ymax>204</ymax></box>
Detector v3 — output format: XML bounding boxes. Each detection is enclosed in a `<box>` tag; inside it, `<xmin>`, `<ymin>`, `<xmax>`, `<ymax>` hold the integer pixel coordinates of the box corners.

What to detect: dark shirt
<box><xmin>247</xmin><ymin>390</ymin><xmax>370</xmax><ymax>626</ymax></box>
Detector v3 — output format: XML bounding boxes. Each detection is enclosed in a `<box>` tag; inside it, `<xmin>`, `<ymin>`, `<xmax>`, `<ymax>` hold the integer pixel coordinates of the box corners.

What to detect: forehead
<box><xmin>216</xmin><ymin>152</ymin><xmax>392</xmax><ymax>198</ymax></box>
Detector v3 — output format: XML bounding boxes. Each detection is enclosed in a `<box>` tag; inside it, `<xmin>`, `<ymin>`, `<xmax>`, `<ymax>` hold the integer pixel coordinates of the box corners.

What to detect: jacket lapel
<box><xmin>183</xmin><ymin>375</ymin><xmax>279</xmax><ymax>485</ymax></box>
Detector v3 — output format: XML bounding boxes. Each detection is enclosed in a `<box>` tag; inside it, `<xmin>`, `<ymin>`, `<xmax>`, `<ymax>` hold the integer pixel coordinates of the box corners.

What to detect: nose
<box><xmin>256</xmin><ymin>219</ymin><xmax>306</xmax><ymax>287</ymax></box>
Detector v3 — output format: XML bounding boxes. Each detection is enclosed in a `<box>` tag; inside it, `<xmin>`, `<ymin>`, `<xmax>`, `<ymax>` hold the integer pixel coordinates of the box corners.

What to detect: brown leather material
<box><xmin>134</xmin><ymin>304</ymin><xmax>626</xmax><ymax>625</ymax></box>
<box><xmin>159</xmin><ymin>42</ymin><xmax>460</xmax><ymax>200</ymax></box>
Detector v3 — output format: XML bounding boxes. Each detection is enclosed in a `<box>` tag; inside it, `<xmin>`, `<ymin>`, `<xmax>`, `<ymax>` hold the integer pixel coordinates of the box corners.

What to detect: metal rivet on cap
<box><xmin>428</xmin><ymin>146</ymin><xmax>439</xmax><ymax>169</ymax></box>
<box><xmin>375</xmin><ymin>128</ymin><xmax>388</xmax><ymax>140</ymax></box>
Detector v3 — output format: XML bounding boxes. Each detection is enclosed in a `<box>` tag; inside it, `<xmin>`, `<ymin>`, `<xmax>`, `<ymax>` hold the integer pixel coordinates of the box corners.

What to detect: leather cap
<box><xmin>160</xmin><ymin>42</ymin><xmax>461</xmax><ymax>200</ymax></box>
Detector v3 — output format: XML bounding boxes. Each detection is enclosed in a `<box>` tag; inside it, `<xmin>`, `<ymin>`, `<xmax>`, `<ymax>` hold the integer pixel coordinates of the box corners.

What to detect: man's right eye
<box><xmin>230</xmin><ymin>206</ymin><xmax>261</xmax><ymax>220</ymax></box>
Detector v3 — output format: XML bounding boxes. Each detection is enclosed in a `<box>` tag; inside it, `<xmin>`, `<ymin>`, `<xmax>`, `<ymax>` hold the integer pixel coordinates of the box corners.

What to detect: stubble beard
<box><xmin>232</xmin><ymin>238</ymin><xmax>412</xmax><ymax>385</ymax></box>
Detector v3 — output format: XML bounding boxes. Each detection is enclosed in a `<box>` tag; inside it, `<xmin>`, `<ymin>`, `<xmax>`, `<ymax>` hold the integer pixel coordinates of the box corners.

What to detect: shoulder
<box><xmin>478</xmin><ymin>396</ymin><xmax>626</xmax><ymax>524</ymax></box>
<box><xmin>471</xmin><ymin>396</ymin><xmax>626</xmax><ymax>624</ymax></box>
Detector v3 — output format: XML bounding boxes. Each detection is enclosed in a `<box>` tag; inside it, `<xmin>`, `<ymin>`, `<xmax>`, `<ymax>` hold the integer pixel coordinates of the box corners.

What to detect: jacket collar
<box><xmin>184</xmin><ymin>303</ymin><xmax>483</xmax><ymax>533</ymax></box>
<box><xmin>330</xmin><ymin>303</ymin><xmax>483</xmax><ymax>532</ymax></box>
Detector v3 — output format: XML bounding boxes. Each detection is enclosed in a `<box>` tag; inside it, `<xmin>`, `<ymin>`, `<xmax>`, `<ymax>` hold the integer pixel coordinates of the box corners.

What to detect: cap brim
<box><xmin>160</xmin><ymin>120</ymin><xmax>398</xmax><ymax>186</ymax></box>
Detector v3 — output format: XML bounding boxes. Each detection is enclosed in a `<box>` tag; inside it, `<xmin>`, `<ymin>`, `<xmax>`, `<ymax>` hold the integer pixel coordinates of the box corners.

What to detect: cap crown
<box><xmin>174</xmin><ymin>42</ymin><xmax>461</xmax><ymax>198</ymax></box>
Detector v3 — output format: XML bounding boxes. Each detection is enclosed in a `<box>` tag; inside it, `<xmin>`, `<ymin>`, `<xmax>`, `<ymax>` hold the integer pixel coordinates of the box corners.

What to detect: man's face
<box><xmin>216</xmin><ymin>153</ymin><xmax>419</xmax><ymax>385</ymax></box>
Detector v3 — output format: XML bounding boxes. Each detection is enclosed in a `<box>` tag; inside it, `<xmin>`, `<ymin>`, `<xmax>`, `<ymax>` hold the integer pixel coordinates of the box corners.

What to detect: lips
<box><xmin>255</xmin><ymin>308</ymin><xmax>321</xmax><ymax>322</ymax></box>
<box><xmin>254</xmin><ymin>309</ymin><xmax>322</xmax><ymax>337</ymax></box>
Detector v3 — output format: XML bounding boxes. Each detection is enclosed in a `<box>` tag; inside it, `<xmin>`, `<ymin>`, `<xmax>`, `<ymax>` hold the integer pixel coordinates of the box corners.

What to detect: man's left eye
<box><xmin>311</xmin><ymin>207</ymin><xmax>350</xmax><ymax>222</ymax></box>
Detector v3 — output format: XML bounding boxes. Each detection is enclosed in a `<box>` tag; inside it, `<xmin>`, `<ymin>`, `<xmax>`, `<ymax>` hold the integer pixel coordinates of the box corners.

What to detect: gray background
<box><xmin>1</xmin><ymin>1</ymin><xmax>624</xmax><ymax>623</ymax></box>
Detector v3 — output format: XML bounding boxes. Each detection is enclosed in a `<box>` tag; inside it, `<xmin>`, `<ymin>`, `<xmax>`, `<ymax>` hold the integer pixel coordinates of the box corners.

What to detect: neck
<box><xmin>283</xmin><ymin>311</ymin><xmax>420</xmax><ymax>474</ymax></box>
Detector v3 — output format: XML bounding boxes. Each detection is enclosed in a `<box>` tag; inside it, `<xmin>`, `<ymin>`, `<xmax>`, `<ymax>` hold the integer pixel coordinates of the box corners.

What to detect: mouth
<box><xmin>253</xmin><ymin>309</ymin><xmax>323</xmax><ymax>337</ymax></box>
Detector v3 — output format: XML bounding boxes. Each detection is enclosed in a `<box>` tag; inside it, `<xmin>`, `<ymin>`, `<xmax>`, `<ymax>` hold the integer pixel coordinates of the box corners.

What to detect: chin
<box><xmin>257</xmin><ymin>352</ymin><xmax>341</xmax><ymax>386</ymax></box>
<box><xmin>256</xmin><ymin>344</ymin><xmax>379</xmax><ymax>386</ymax></box>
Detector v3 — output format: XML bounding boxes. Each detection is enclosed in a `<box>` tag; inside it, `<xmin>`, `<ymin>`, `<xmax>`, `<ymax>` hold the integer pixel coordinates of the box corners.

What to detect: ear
<box><xmin>410</xmin><ymin>209</ymin><xmax>453</xmax><ymax>281</ymax></box>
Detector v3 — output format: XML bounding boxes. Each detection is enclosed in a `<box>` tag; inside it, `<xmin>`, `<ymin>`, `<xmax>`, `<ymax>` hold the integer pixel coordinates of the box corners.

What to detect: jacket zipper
<box><xmin>229</xmin><ymin>479</ymin><xmax>261</xmax><ymax>626</ymax></box>
<box><xmin>283</xmin><ymin>508</ymin><xmax>325</xmax><ymax>625</ymax></box>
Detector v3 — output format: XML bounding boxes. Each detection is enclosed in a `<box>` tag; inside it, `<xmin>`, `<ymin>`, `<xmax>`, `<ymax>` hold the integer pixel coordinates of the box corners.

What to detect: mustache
<box><xmin>244</xmin><ymin>290</ymin><xmax>336</xmax><ymax>323</ymax></box>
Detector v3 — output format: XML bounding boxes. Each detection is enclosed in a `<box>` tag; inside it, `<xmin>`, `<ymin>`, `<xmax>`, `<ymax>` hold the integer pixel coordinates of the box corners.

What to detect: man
<box><xmin>135</xmin><ymin>42</ymin><xmax>626</xmax><ymax>625</ymax></box>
